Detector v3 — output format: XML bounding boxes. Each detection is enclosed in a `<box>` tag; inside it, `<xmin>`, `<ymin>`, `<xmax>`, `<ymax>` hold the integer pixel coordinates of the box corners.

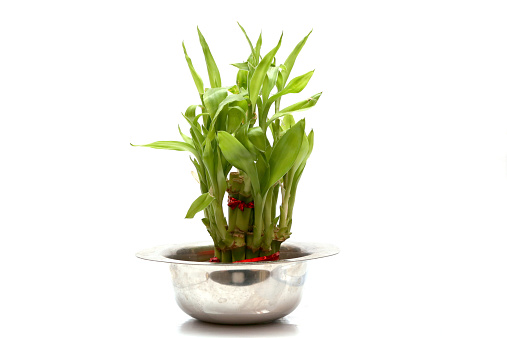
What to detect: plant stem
<box><xmin>252</xmin><ymin>193</ymin><xmax>265</xmax><ymax>250</ymax></box>
<box><xmin>214</xmin><ymin>247</ymin><xmax>222</xmax><ymax>261</ymax></box>
<box><xmin>261</xmin><ymin>186</ymin><xmax>274</xmax><ymax>252</ymax></box>
<box><xmin>279</xmin><ymin>173</ymin><xmax>294</xmax><ymax>229</ymax></box>
<box><xmin>212</xmin><ymin>199</ymin><xmax>233</xmax><ymax>246</ymax></box>
<box><xmin>221</xmin><ymin>249</ymin><xmax>232</xmax><ymax>263</ymax></box>
<box><xmin>231</xmin><ymin>231</ymin><xmax>246</xmax><ymax>261</ymax></box>
<box><xmin>270</xmin><ymin>240</ymin><xmax>282</xmax><ymax>255</ymax></box>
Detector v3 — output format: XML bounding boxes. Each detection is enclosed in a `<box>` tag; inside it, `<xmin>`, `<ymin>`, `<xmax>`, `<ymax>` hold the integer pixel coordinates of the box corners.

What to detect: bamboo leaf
<box><xmin>203</xmin><ymin>88</ymin><xmax>228</xmax><ymax>119</ymax></box>
<box><xmin>237</xmin><ymin>22</ymin><xmax>256</xmax><ymax>61</ymax></box>
<box><xmin>291</xmin><ymin>129</ymin><xmax>314</xmax><ymax>196</ymax></box>
<box><xmin>178</xmin><ymin>125</ymin><xmax>194</xmax><ymax>145</ymax></box>
<box><xmin>235</xmin><ymin>123</ymin><xmax>257</xmax><ymax>155</ymax></box>
<box><xmin>231</xmin><ymin>62</ymin><xmax>249</xmax><ymax>70</ymax></box>
<box><xmin>282</xmin><ymin>30</ymin><xmax>312</xmax><ymax>87</ymax></box>
<box><xmin>268</xmin><ymin>70</ymin><xmax>314</xmax><ymax>104</ymax></box>
<box><xmin>254</xmin><ymin>32</ymin><xmax>262</xmax><ymax>62</ymax></box>
<box><xmin>131</xmin><ymin>141</ymin><xmax>198</xmax><ymax>158</ymax></box>
<box><xmin>213</xmin><ymin>94</ymin><xmax>247</xmax><ymax>124</ymax></box>
<box><xmin>248</xmin><ymin>126</ymin><xmax>268</xmax><ymax>152</ymax></box>
<box><xmin>185</xmin><ymin>193</ymin><xmax>215</xmax><ymax>219</ymax></box>
<box><xmin>182</xmin><ymin>42</ymin><xmax>204</xmax><ymax>95</ymax></box>
<box><xmin>197</xmin><ymin>27</ymin><xmax>221</xmax><ymax>88</ymax></box>
<box><xmin>236</xmin><ymin>69</ymin><xmax>248</xmax><ymax>90</ymax></box>
<box><xmin>216</xmin><ymin>131</ymin><xmax>255</xmax><ymax>170</ymax></box>
<box><xmin>217</xmin><ymin>131</ymin><xmax>260</xmax><ymax>193</ymax></box>
<box><xmin>276</xmin><ymin>64</ymin><xmax>287</xmax><ymax>91</ymax></box>
<box><xmin>182</xmin><ymin>114</ymin><xmax>205</xmax><ymax>144</ymax></box>
<box><xmin>281</xmin><ymin>114</ymin><xmax>296</xmax><ymax>131</ymax></box>
<box><xmin>228</xmin><ymin>84</ymin><xmax>240</xmax><ymax>94</ymax></box>
<box><xmin>202</xmin><ymin>139</ymin><xmax>218</xmax><ymax>193</ymax></box>
<box><xmin>190</xmin><ymin>156</ymin><xmax>208</xmax><ymax>194</ymax></box>
<box><xmin>226</xmin><ymin>105</ymin><xmax>246</xmax><ymax>134</ymax></box>
<box><xmin>262</xmin><ymin>66</ymin><xmax>279</xmax><ymax>107</ymax></box>
<box><xmin>291</xmin><ymin>132</ymin><xmax>309</xmax><ymax>176</ymax></box>
<box><xmin>266</xmin><ymin>92</ymin><xmax>321</xmax><ymax>126</ymax></box>
<box><xmin>184</xmin><ymin>105</ymin><xmax>199</xmax><ymax>119</ymax></box>
<box><xmin>264</xmin><ymin>119</ymin><xmax>305</xmax><ymax>192</ymax></box>
<box><xmin>255</xmin><ymin>153</ymin><xmax>269</xmax><ymax>186</ymax></box>
<box><xmin>249</xmin><ymin>33</ymin><xmax>283</xmax><ymax>114</ymax></box>
<box><xmin>216</xmin><ymin>151</ymin><xmax>227</xmax><ymax>201</ymax></box>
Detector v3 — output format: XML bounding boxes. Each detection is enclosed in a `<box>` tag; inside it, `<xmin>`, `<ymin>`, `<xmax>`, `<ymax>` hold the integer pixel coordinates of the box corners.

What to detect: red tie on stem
<box><xmin>227</xmin><ymin>196</ymin><xmax>254</xmax><ymax>211</ymax></box>
<box><xmin>209</xmin><ymin>251</ymin><xmax>280</xmax><ymax>263</ymax></box>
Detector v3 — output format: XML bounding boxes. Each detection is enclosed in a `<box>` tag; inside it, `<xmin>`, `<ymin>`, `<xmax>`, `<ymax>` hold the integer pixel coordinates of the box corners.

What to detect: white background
<box><xmin>1</xmin><ymin>0</ymin><xmax>506</xmax><ymax>337</ymax></box>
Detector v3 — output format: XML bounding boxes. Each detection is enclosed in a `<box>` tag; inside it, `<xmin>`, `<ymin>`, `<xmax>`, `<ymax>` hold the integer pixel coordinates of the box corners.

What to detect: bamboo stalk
<box><xmin>231</xmin><ymin>231</ymin><xmax>246</xmax><ymax>262</ymax></box>
<box><xmin>245</xmin><ymin>232</ymin><xmax>259</xmax><ymax>259</ymax></box>
<box><xmin>221</xmin><ymin>249</ymin><xmax>232</xmax><ymax>263</ymax></box>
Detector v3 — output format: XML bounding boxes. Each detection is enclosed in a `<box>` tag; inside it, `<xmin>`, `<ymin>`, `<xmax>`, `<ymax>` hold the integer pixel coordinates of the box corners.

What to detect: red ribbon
<box><xmin>209</xmin><ymin>251</ymin><xmax>280</xmax><ymax>263</ymax></box>
<box><xmin>227</xmin><ymin>196</ymin><xmax>254</xmax><ymax>211</ymax></box>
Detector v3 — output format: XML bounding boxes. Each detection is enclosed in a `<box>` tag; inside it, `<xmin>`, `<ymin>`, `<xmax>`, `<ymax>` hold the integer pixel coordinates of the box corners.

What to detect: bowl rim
<box><xmin>135</xmin><ymin>241</ymin><xmax>340</xmax><ymax>266</ymax></box>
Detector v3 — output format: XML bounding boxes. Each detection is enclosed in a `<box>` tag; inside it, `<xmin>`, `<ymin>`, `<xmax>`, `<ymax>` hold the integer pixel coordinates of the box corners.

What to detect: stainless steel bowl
<box><xmin>136</xmin><ymin>241</ymin><xmax>340</xmax><ymax>324</ymax></box>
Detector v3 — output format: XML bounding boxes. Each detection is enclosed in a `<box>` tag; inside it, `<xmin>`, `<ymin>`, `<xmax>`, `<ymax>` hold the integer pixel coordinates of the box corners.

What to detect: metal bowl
<box><xmin>136</xmin><ymin>241</ymin><xmax>340</xmax><ymax>324</ymax></box>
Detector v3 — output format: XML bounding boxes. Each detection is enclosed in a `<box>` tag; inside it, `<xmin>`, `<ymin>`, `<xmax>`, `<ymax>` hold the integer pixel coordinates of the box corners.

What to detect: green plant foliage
<box><xmin>182</xmin><ymin>42</ymin><xmax>204</xmax><ymax>95</ymax></box>
<box><xmin>186</xmin><ymin>193</ymin><xmax>215</xmax><ymax>219</ymax></box>
<box><xmin>132</xmin><ymin>25</ymin><xmax>322</xmax><ymax>261</ymax></box>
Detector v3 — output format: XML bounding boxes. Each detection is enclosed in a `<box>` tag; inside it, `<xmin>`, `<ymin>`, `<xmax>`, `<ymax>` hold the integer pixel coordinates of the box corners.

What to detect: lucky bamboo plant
<box><xmin>132</xmin><ymin>24</ymin><xmax>321</xmax><ymax>263</ymax></box>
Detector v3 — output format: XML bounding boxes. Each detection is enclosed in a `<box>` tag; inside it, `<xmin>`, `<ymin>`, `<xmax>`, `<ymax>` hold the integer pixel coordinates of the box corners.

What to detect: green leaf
<box><xmin>185</xmin><ymin>193</ymin><xmax>215</xmax><ymax>219</ymax></box>
<box><xmin>190</xmin><ymin>156</ymin><xmax>208</xmax><ymax>194</ymax></box>
<box><xmin>203</xmin><ymin>88</ymin><xmax>228</xmax><ymax>118</ymax></box>
<box><xmin>281</xmin><ymin>30</ymin><xmax>312</xmax><ymax>87</ymax></box>
<box><xmin>281</xmin><ymin>114</ymin><xmax>296</xmax><ymax>131</ymax></box>
<box><xmin>197</xmin><ymin>27</ymin><xmax>221</xmax><ymax>88</ymax></box>
<box><xmin>249</xmin><ymin>33</ymin><xmax>283</xmax><ymax>114</ymax></box>
<box><xmin>182</xmin><ymin>42</ymin><xmax>204</xmax><ymax>95</ymax></box>
<box><xmin>131</xmin><ymin>141</ymin><xmax>198</xmax><ymax>158</ymax></box>
<box><xmin>266</xmin><ymin>92</ymin><xmax>321</xmax><ymax>126</ymax></box>
<box><xmin>236</xmin><ymin>69</ymin><xmax>248</xmax><ymax>90</ymax></box>
<box><xmin>182</xmin><ymin>114</ymin><xmax>204</xmax><ymax>144</ymax></box>
<box><xmin>202</xmin><ymin>139</ymin><xmax>218</xmax><ymax>191</ymax></box>
<box><xmin>279</xmin><ymin>92</ymin><xmax>321</xmax><ymax>114</ymax></box>
<box><xmin>255</xmin><ymin>153</ymin><xmax>269</xmax><ymax>186</ymax></box>
<box><xmin>184</xmin><ymin>105</ymin><xmax>198</xmax><ymax>119</ymax></box>
<box><xmin>231</xmin><ymin>62</ymin><xmax>249</xmax><ymax>70</ymax></box>
<box><xmin>262</xmin><ymin>66</ymin><xmax>279</xmax><ymax>107</ymax></box>
<box><xmin>228</xmin><ymin>84</ymin><xmax>240</xmax><ymax>94</ymax></box>
<box><xmin>217</xmin><ymin>131</ymin><xmax>260</xmax><ymax>193</ymax></box>
<box><xmin>268</xmin><ymin>70</ymin><xmax>314</xmax><ymax>104</ymax></box>
<box><xmin>264</xmin><ymin>119</ymin><xmax>305</xmax><ymax>192</ymax></box>
<box><xmin>213</xmin><ymin>94</ymin><xmax>247</xmax><ymax>125</ymax></box>
<box><xmin>237</xmin><ymin>22</ymin><xmax>256</xmax><ymax>61</ymax></box>
<box><xmin>178</xmin><ymin>125</ymin><xmax>194</xmax><ymax>145</ymax></box>
<box><xmin>291</xmin><ymin>132</ymin><xmax>309</xmax><ymax>176</ymax></box>
<box><xmin>216</xmin><ymin>151</ymin><xmax>227</xmax><ymax>201</ymax></box>
<box><xmin>292</xmin><ymin>129</ymin><xmax>314</xmax><ymax>193</ymax></box>
<box><xmin>307</xmin><ymin>129</ymin><xmax>314</xmax><ymax>158</ymax></box>
<box><xmin>216</xmin><ymin>131</ymin><xmax>254</xmax><ymax>170</ymax></box>
<box><xmin>276</xmin><ymin>64</ymin><xmax>287</xmax><ymax>91</ymax></box>
<box><xmin>254</xmin><ymin>32</ymin><xmax>262</xmax><ymax>62</ymax></box>
<box><xmin>235</xmin><ymin>123</ymin><xmax>257</xmax><ymax>155</ymax></box>
<box><xmin>226</xmin><ymin>106</ymin><xmax>246</xmax><ymax>134</ymax></box>
<box><xmin>248</xmin><ymin>126</ymin><xmax>268</xmax><ymax>152</ymax></box>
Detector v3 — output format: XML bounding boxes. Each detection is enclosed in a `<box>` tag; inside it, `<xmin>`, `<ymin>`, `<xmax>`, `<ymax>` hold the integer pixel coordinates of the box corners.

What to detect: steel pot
<box><xmin>136</xmin><ymin>241</ymin><xmax>339</xmax><ymax>324</ymax></box>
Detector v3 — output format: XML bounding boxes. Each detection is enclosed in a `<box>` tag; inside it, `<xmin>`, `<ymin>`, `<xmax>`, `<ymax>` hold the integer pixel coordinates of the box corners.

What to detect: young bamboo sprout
<box><xmin>132</xmin><ymin>24</ymin><xmax>321</xmax><ymax>262</ymax></box>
